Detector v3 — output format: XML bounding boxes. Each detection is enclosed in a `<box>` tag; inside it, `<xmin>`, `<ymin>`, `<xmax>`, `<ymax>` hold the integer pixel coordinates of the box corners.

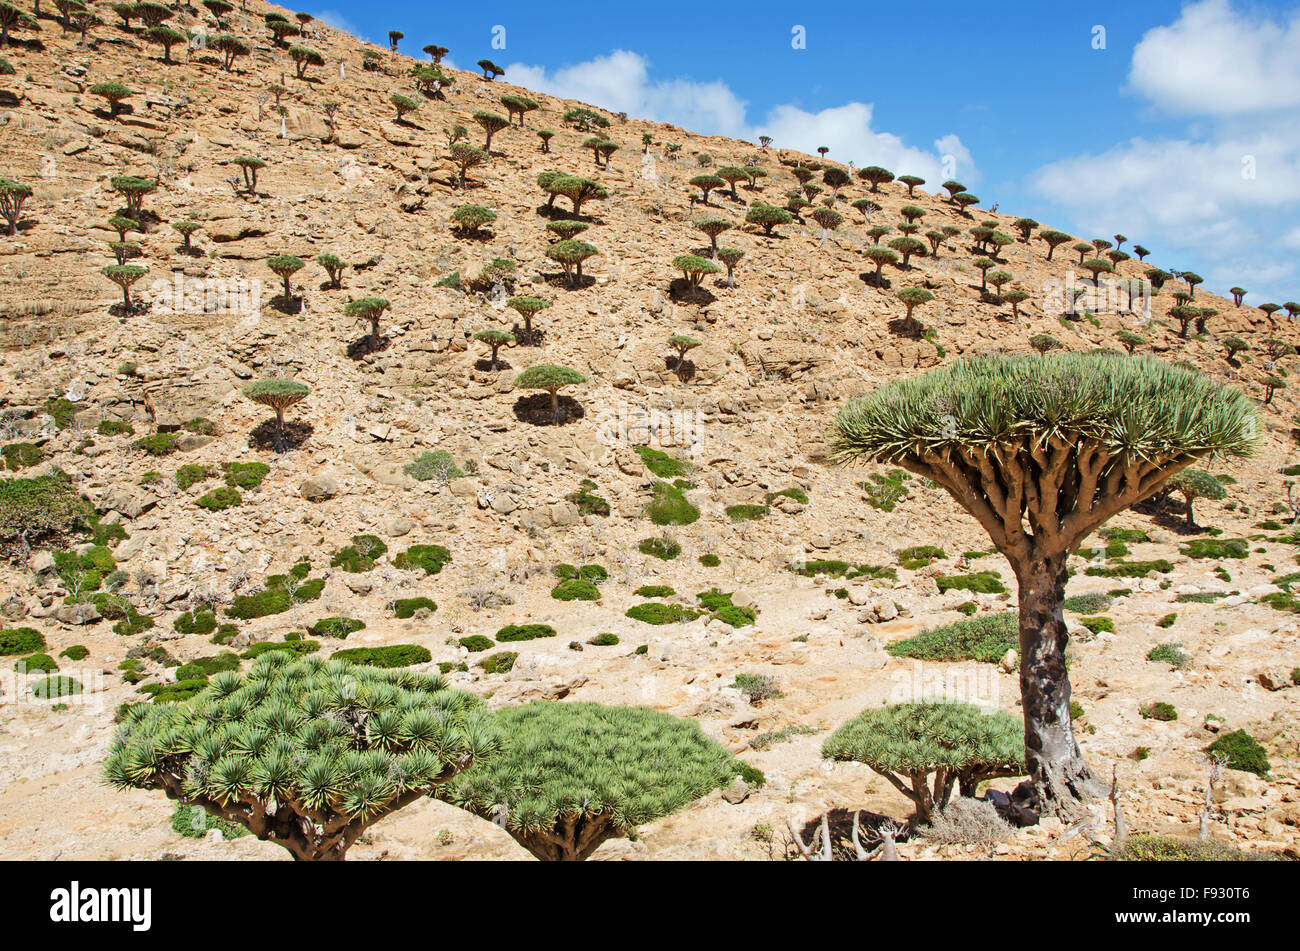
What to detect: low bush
<box><xmin>887</xmin><ymin>612</ymin><xmax>1018</xmax><ymax>663</ymax></box>
<box><xmin>639</xmin><ymin>536</ymin><xmax>681</xmax><ymax>561</ymax></box>
<box><xmin>1140</xmin><ymin>701</ymin><xmax>1178</xmax><ymax>721</ymax></box>
<box><xmin>732</xmin><ymin>673</ymin><xmax>782</xmax><ymax>704</ymax></box>
<box><xmin>394</xmin><ymin>597</ymin><xmax>437</xmax><ymax>619</ymax></box>
<box><xmin>0</xmin><ymin>627</ymin><xmax>45</xmax><ymax>655</ymax></box>
<box><xmin>936</xmin><ymin>570</ymin><xmax>1006</xmax><ymax>594</ymax></box>
<box><xmin>496</xmin><ymin>623</ymin><xmax>556</xmax><ymax>642</ymax></box>
<box><xmin>1206</xmin><ymin>729</ymin><xmax>1270</xmax><ymax>776</ymax></box>
<box><xmin>626</xmin><ymin>602</ymin><xmax>701</xmax><ymax>625</ymax></box>
<box><xmin>897</xmin><ymin>545</ymin><xmax>945</xmax><ymax>570</ymax></box>
<box><xmin>309</xmin><ymin>617</ymin><xmax>365</xmax><ymax>639</ymax></box>
<box><xmin>331</xmin><ymin>644</ymin><xmax>431</xmax><ymax>668</ymax></box>
<box><xmin>1147</xmin><ymin>642</ymin><xmax>1190</xmax><ymax>667</ymax></box>
<box><xmin>197</xmin><ymin>487</ymin><xmax>241</xmax><ymax>511</ymax></box>
<box><xmin>173</xmin><ymin>609</ymin><xmax>217</xmax><ymax>636</ymax></box>
<box><xmin>477</xmin><ymin>651</ymin><xmax>517</xmax><ymax>674</ymax></box>
<box><xmin>393</xmin><ymin>543</ymin><xmax>451</xmax><ymax>575</ymax></box>
<box><xmin>551</xmin><ymin>577</ymin><xmax>600</xmax><ymax>601</ymax></box>
<box><xmin>458</xmin><ymin>635</ymin><xmax>494</xmax><ymax>653</ymax></box>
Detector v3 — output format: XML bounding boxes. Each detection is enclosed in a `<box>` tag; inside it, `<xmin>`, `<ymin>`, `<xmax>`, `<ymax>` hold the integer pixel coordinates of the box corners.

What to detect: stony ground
<box><xmin>0</xmin><ymin>3</ymin><xmax>1297</xmax><ymax>861</ymax></box>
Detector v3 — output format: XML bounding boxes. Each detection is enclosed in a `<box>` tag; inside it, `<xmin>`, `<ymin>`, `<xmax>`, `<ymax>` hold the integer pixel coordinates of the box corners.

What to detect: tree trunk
<box><xmin>549</xmin><ymin>389</ymin><xmax>560</xmax><ymax>424</ymax></box>
<box><xmin>1016</xmin><ymin>554</ymin><xmax>1100</xmax><ymax>818</ymax></box>
<box><xmin>274</xmin><ymin>408</ymin><xmax>285</xmax><ymax>452</ymax></box>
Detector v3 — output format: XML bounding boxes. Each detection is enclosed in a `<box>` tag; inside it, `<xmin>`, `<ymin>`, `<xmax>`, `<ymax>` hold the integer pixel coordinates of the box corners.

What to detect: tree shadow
<box><xmin>667</xmin><ymin>278</ymin><xmax>715</xmax><ymax>306</ymax></box>
<box><xmin>666</xmin><ymin>356</ymin><xmax>696</xmax><ymax>382</ymax></box>
<box><xmin>859</xmin><ymin>271</ymin><xmax>891</xmax><ymax>290</ymax></box>
<box><xmin>510</xmin><ymin>324</ymin><xmax>546</xmax><ymax>347</ymax></box>
<box><xmin>250</xmin><ymin>419</ymin><xmax>313</xmax><ymax>452</ymax></box>
<box><xmin>93</xmin><ymin>103</ymin><xmax>136</xmax><ymax>122</ymax></box>
<box><xmin>271</xmin><ymin>294</ymin><xmax>302</xmax><ymax>315</ymax></box>
<box><xmin>346</xmin><ymin>335</ymin><xmax>391</xmax><ymax>360</ymax></box>
<box><xmin>452</xmin><ymin>227</ymin><xmax>494</xmax><ymax>242</ymax></box>
<box><xmin>511</xmin><ymin>393</ymin><xmax>585</xmax><ymax>426</ymax></box>
<box><xmin>474</xmin><ymin>357</ymin><xmax>512</xmax><ymax>372</ymax></box>
<box><xmin>176</xmin><ymin>245</ymin><xmax>205</xmax><ymax>258</ymax></box>
<box><xmin>887</xmin><ymin>316</ymin><xmax>925</xmax><ymax>339</ymax></box>
<box><xmin>541</xmin><ymin>271</ymin><xmax>595</xmax><ymax>291</ymax></box>
<box><xmin>108</xmin><ymin>300</ymin><xmax>151</xmax><ymax>318</ymax></box>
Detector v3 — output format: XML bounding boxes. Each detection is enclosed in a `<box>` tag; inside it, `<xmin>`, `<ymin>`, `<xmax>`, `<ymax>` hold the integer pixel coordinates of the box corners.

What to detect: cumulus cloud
<box><xmin>506</xmin><ymin>50</ymin><xmax>972</xmax><ymax>189</ymax></box>
<box><xmin>1128</xmin><ymin>0</ymin><xmax>1300</xmax><ymax>116</ymax></box>
<box><xmin>1031</xmin><ymin>0</ymin><xmax>1300</xmax><ymax>302</ymax></box>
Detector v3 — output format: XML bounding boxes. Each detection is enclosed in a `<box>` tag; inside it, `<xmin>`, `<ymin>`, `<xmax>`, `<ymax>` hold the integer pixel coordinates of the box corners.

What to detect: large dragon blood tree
<box><xmin>830</xmin><ymin>352</ymin><xmax>1256</xmax><ymax>817</ymax></box>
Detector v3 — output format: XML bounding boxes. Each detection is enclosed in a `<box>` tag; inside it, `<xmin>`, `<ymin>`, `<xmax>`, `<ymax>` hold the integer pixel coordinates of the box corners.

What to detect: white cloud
<box><xmin>1128</xmin><ymin>0</ymin><xmax>1300</xmax><ymax>116</ymax></box>
<box><xmin>1031</xmin><ymin>0</ymin><xmax>1300</xmax><ymax>303</ymax></box>
<box><xmin>506</xmin><ymin>50</ymin><xmax>972</xmax><ymax>189</ymax></box>
<box><xmin>312</xmin><ymin>9</ymin><xmax>364</xmax><ymax>40</ymax></box>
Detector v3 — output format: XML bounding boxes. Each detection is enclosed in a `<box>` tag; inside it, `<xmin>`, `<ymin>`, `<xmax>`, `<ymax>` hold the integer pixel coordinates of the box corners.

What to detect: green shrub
<box><xmin>725</xmin><ymin>503</ymin><xmax>769</xmax><ymax>523</ymax></box>
<box><xmin>60</xmin><ymin>645</ymin><xmax>89</xmax><ymax>661</ymax></box>
<box><xmin>1063</xmin><ymin>592</ymin><xmax>1112</xmax><ymax>613</ymax></box>
<box><xmin>175</xmin><ymin>464</ymin><xmax>211</xmax><ymax>490</ymax></box>
<box><xmin>240</xmin><ymin>638</ymin><xmax>320</xmax><ymax>660</ymax></box>
<box><xmin>227</xmin><ymin>588</ymin><xmax>292</xmax><ymax>620</ymax></box>
<box><xmin>331</xmin><ymin>644</ymin><xmax>432</xmax><ymax>668</ymax></box>
<box><xmin>32</xmin><ymin>676</ymin><xmax>82</xmax><ymax>699</ymax></box>
<box><xmin>1112</xmin><ymin>834</ymin><xmax>1252</xmax><ymax>862</ymax></box>
<box><xmin>394</xmin><ymin>597</ymin><xmax>437</xmax><ymax>619</ymax></box>
<box><xmin>174</xmin><ymin>652</ymin><xmax>240</xmax><ymax>680</ymax></box>
<box><xmin>888</xmin><ymin>612</ymin><xmax>1018</xmax><ymax>663</ymax></box>
<box><xmin>1156</xmin><ymin>613</ymin><xmax>1178</xmax><ymax>628</ymax></box>
<box><xmin>134</xmin><ymin>432</ymin><xmax>178</xmax><ymax>456</ymax></box>
<box><xmin>15</xmin><ymin>652</ymin><xmax>57</xmax><ymax>673</ymax></box>
<box><xmin>458</xmin><ymin>635</ymin><xmax>494</xmax><ymax>653</ymax></box>
<box><xmin>568</xmin><ymin>480</ymin><xmax>610</xmax><ymax>516</ymax></box>
<box><xmin>1175</xmin><ymin>591</ymin><xmax>1228</xmax><ymax>603</ymax></box>
<box><xmin>638</xmin><ymin>536</ymin><xmax>681</xmax><ymax>561</ymax></box>
<box><xmin>1140</xmin><ymin>701</ymin><xmax>1178</xmax><ymax>721</ymax></box>
<box><xmin>588</xmin><ymin>633</ymin><xmax>619</xmax><ymax>646</ymax></box>
<box><xmin>496</xmin><ymin>623</ymin><xmax>557</xmax><ymax>642</ymax></box>
<box><xmin>1180</xmin><ymin>538</ymin><xmax>1249</xmax><ymax>560</ymax></box>
<box><xmin>898</xmin><ymin>545</ymin><xmax>945</xmax><ymax>570</ymax></box>
<box><xmin>393</xmin><ymin>543</ymin><xmax>451</xmax><ymax>575</ymax></box>
<box><xmin>647</xmin><ymin>481</ymin><xmax>700</xmax><ymax>525</ymax></box>
<box><xmin>403</xmin><ymin>451</ymin><xmax>464</xmax><ymax>483</ymax></box>
<box><xmin>634</xmin><ymin>446</ymin><xmax>690</xmax><ymax>479</ymax></box>
<box><xmin>1078</xmin><ymin>616</ymin><xmax>1114</xmax><ymax>634</ymax></box>
<box><xmin>309</xmin><ymin>617</ymin><xmax>365</xmax><ymax>639</ymax></box>
<box><xmin>792</xmin><ymin>559</ymin><xmax>897</xmax><ymax>581</ymax></box>
<box><xmin>1101</xmin><ymin>527</ymin><xmax>1150</xmax><ymax>544</ymax></box>
<box><xmin>1206</xmin><ymin>729</ymin><xmax>1270</xmax><ymax>776</ymax></box>
<box><xmin>2</xmin><ymin>442</ymin><xmax>43</xmax><ymax>471</ymax></box>
<box><xmin>699</xmin><ymin>554</ymin><xmax>721</xmax><ymax>567</ymax></box>
<box><xmin>197</xmin><ymin>487</ymin><xmax>241</xmax><ymax>511</ymax></box>
<box><xmin>1147</xmin><ymin>642</ymin><xmax>1190</xmax><ymax>667</ymax></box>
<box><xmin>1086</xmin><ymin>559</ymin><xmax>1174</xmax><ymax>578</ymax></box>
<box><xmin>0</xmin><ymin>473</ymin><xmax>94</xmax><ymax>547</ymax></box>
<box><xmin>936</xmin><ymin>570</ymin><xmax>1006</xmax><ymax>594</ymax></box>
<box><xmin>766</xmin><ymin>487</ymin><xmax>809</xmax><ymax>505</ymax></box>
<box><xmin>732</xmin><ymin>673</ymin><xmax>782</xmax><ymax>704</ymax></box>
<box><xmin>173</xmin><ymin>609</ymin><xmax>217</xmax><ymax>636</ymax></box>
<box><xmin>626</xmin><ymin>602</ymin><xmax>701</xmax><ymax>625</ymax></box>
<box><xmin>477</xmin><ymin>651</ymin><xmax>517</xmax><ymax>674</ymax></box>
<box><xmin>0</xmin><ymin>627</ymin><xmax>45</xmax><ymax>656</ymax></box>
<box><xmin>331</xmin><ymin>534</ymin><xmax>388</xmax><ymax>572</ymax></box>
<box><xmin>551</xmin><ymin>577</ymin><xmax>600</xmax><ymax>601</ymax></box>
<box><xmin>634</xmin><ymin>585</ymin><xmax>675</xmax><ymax>598</ymax></box>
<box><xmin>955</xmin><ymin>600</ymin><xmax>979</xmax><ymax>616</ymax></box>
<box><xmin>223</xmin><ymin>462</ymin><xmax>270</xmax><ymax>490</ymax></box>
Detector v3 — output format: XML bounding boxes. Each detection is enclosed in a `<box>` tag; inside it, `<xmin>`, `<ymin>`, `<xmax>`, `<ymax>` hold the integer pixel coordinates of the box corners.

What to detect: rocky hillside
<box><xmin>0</xmin><ymin>2</ymin><xmax>1297</xmax><ymax>861</ymax></box>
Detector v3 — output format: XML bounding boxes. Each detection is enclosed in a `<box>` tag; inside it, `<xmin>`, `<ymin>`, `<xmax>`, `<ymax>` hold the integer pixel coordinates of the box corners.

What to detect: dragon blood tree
<box><xmin>829</xmin><ymin>352</ymin><xmax>1256</xmax><ymax>816</ymax></box>
<box><xmin>243</xmin><ymin>378</ymin><xmax>309</xmax><ymax>451</ymax></box>
<box><xmin>513</xmin><ymin>364</ymin><xmax>585</xmax><ymax>424</ymax></box>
<box><xmin>441</xmin><ymin>701</ymin><xmax>752</xmax><ymax>860</ymax></box>
<box><xmin>104</xmin><ymin>653</ymin><xmax>497</xmax><ymax>860</ymax></box>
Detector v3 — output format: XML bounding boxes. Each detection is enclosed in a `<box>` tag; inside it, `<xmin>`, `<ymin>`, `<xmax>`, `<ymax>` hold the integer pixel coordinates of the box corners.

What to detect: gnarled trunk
<box><xmin>1016</xmin><ymin>554</ymin><xmax>1100</xmax><ymax>818</ymax></box>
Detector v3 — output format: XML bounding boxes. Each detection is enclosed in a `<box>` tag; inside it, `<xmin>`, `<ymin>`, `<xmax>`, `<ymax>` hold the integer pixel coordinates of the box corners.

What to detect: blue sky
<box><xmin>310</xmin><ymin>0</ymin><xmax>1300</xmax><ymax>303</ymax></box>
